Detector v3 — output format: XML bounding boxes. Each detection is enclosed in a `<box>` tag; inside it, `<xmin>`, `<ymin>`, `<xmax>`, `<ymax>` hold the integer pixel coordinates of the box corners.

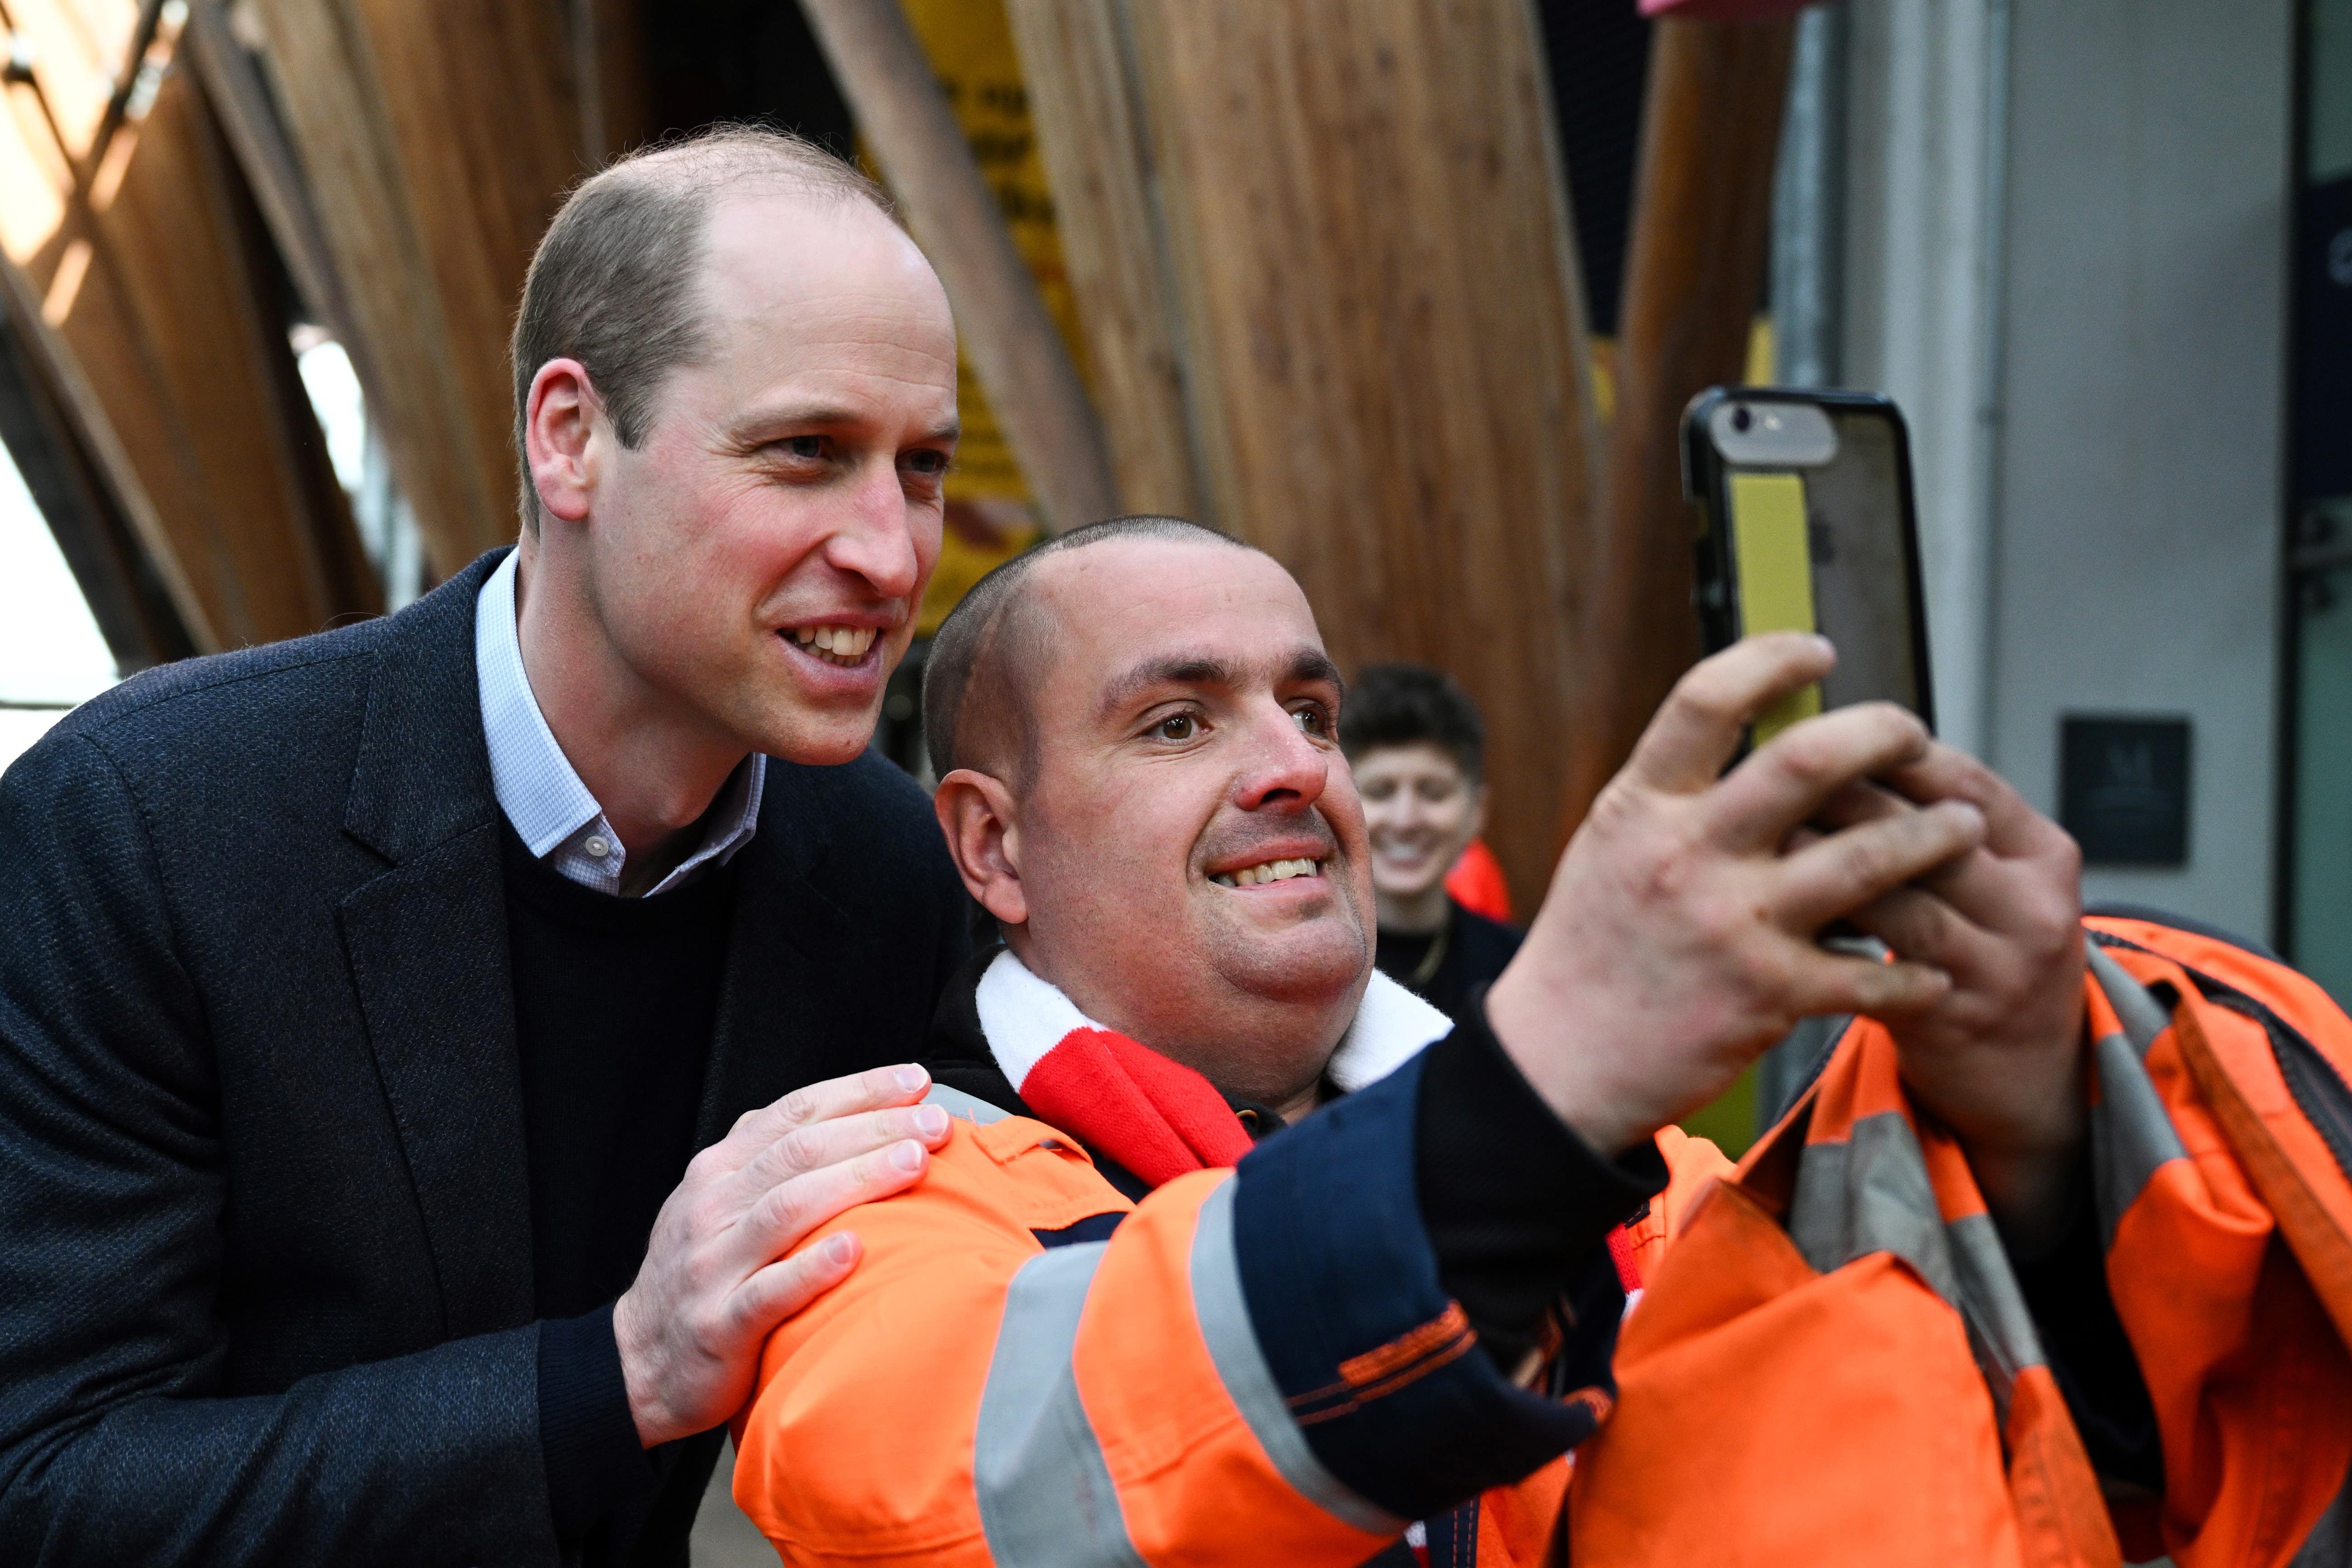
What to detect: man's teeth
<box><xmin>1211</xmin><ymin>857</ymin><xmax>1325</xmax><ymax>888</ymax></box>
<box><xmin>790</xmin><ymin>625</ymin><xmax>877</xmax><ymax>665</ymax></box>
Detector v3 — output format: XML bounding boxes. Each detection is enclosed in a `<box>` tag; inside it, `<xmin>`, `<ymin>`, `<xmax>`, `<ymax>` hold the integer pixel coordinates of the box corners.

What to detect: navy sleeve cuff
<box><xmin>1232</xmin><ymin>1035</ymin><xmax>1624</xmax><ymax>1523</ymax></box>
<box><xmin>537</xmin><ymin>1304</ymin><xmax>655</xmax><ymax>1543</ymax></box>
<box><xmin>1416</xmin><ymin>990</ymin><xmax>1667</xmax><ymax>1372</ymax></box>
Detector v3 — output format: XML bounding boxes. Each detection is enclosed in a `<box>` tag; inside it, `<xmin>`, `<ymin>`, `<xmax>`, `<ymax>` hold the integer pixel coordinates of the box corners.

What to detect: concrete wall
<box><xmin>1843</xmin><ymin>0</ymin><xmax>2294</xmax><ymax>939</ymax></box>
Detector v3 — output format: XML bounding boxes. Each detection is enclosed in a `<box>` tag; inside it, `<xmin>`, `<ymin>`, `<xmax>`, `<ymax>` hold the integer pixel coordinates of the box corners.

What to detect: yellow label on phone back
<box><xmin>1729</xmin><ymin>471</ymin><xmax>1822</xmax><ymax>745</ymax></box>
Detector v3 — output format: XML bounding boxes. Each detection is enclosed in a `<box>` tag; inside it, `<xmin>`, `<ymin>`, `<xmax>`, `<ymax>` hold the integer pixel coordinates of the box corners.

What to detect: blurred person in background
<box><xmin>1343</xmin><ymin>664</ymin><xmax>1521</xmax><ymax>1023</ymax></box>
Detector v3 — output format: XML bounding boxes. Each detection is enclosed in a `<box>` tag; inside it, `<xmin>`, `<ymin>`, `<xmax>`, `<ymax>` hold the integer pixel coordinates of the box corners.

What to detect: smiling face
<box><xmin>950</xmin><ymin>537</ymin><xmax>1376</xmax><ymax>1107</ymax></box>
<box><xmin>566</xmin><ymin>191</ymin><xmax>959</xmax><ymax>765</ymax></box>
<box><xmin>1355</xmin><ymin>742</ymin><xmax>1485</xmax><ymax>913</ymax></box>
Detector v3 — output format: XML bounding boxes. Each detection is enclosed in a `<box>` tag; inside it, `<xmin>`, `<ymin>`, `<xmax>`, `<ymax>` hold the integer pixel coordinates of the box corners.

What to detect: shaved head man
<box><xmin>0</xmin><ymin>127</ymin><xmax>980</xmax><ymax>1565</ymax></box>
<box><xmin>920</xmin><ymin>518</ymin><xmax>1366</xmax><ymax>1106</ymax></box>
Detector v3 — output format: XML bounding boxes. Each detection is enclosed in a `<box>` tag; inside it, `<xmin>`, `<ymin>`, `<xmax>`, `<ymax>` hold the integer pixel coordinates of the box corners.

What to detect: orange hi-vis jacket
<box><xmin>730</xmin><ymin>955</ymin><xmax>1727</xmax><ymax>1567</ymax></box>
<box><xmin>1570</xmin><ymin>912</ymin><xmax>2352</xmax><ymax>1567</ymax></box>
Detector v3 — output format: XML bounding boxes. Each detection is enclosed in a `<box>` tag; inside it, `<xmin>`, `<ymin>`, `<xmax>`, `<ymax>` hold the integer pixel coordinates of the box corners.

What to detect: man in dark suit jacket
<box><xmin>0</xmin><ymin>128</ymin><xmax>973</xmax><ymax>1564</ymax></box>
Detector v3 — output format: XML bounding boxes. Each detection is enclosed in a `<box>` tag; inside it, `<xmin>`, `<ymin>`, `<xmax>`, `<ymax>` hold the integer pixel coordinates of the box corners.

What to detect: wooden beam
<box><xmin>182</xmin><ymin>2</ymin><xmax>359</xmax><ymax>358</ymax></box>
<box><xmin>1559</xmin><ymin>15</ymin><xmax>1795</xmax><ymax>835</ymax></box>
<box><xmin>0</xmin><ymin>0</ymin><xmax>387</xmax><ymax>650</ymax></box>
<box><xmin>0</xmin><ymin>242</ymin><xmax>217</xmax><ymax>652</ymax></box>
<box><xmin>0</xmin><ymin>257</ymin><xmax>196</xmax><ymax>666</ymax></box>
<box><xmin>40</xmin><ymin>63</ymin><xmax>381</xmax><ymax>643</ymax></box>
<box><xmin>799</xmin><ymin>0</ymin><xmax>1120</xmax><ymax>535</ymax></box>
<box><xmin>1115</xmin><ymin>0</ymin><xmax>1607</xmax><ymax>916</ymax></box>
<box><xmin>249</xmin><ymin>0</ymin><xmax>584</xmax><ymax>575</ymax></box>
<box><xmin>1001</xmin><ymin>0</ymin><xmax>1201</xmax><ymax>521</ymax></box>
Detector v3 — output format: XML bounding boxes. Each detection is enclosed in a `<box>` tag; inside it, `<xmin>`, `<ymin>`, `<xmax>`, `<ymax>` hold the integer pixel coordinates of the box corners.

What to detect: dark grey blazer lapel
<box><xmin>337</xmin><ymin>551</ymin><xmax>535</xmax><ymax>1335</ymax></box>
<box><xmin>697</xmin><ymin>765</ymin><xmax>852</xmax><ymax>1147</ymax></box>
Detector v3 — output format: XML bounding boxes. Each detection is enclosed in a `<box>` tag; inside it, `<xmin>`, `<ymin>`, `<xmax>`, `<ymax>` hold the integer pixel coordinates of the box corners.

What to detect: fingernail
<box><xmin>913</xmin><ymin>1104</ymin><xmax>949</xmax><ymax>1138</ymax></box>
<box><xmin>888</xmin><ymin>1140</ymin><xmax>926</xmax><ymax>1173</ymax></box>
<box><xmin>823</xmin><ymin>1232</ymin><xmax>857</xmax><ymax>1266</ymax></box>
<box><xmin>894</xmin><ymin>1065</ymin><xmax>928</xmax><ymax>1095</ymax></box>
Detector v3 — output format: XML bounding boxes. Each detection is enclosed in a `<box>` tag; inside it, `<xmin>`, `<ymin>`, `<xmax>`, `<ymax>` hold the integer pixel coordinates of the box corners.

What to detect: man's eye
<box><xmin>1154</xmin><ymin>714</ymin><xmax>1197</xmax><ymax>741</ymax></box>
<box><xmin>1292</xmin><ymin>706</ymin><xmax>1329</xmax><ymax>736</ymax></box>
<box><xmin>904</xmin><ymin>449</ymin><xmax>949</xmax><ymax>476</ymax></box>
<box><xmin>782</xmin><ymin>435</ymin><xmax>827</xmax><ymax>460</ymax></box>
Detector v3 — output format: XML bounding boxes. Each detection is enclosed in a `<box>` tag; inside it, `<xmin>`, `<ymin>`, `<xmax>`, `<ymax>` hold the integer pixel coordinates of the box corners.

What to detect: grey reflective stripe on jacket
<box><xmin>924</xmin><ymin>1083</ymin><xmax>1015</xmax><ymax>1126</ymax></box>
<box><xmin>1787</xmin><ymin>951</ymin><xmax>2205</xmax><ymax>1425</ymax></box>
<box><xmin>2085</xmin><ymin>946</ymin><xmax>2192</xmax><ymax>1249</ymax></box>
<box><xmin>1787</xmin><ymin>1106</ymin><xmax>2048</xmax><ymax>1426</ymax></box>
<box><xmin>973</xmin><ymin>1243</ymin><xmax>1145</xmax><ymax>1568</ymax></box>
<box><xmin>969</xmin><ymin>1174</ymin><xmax>1394</xmax><ymax>1565</ymax></box>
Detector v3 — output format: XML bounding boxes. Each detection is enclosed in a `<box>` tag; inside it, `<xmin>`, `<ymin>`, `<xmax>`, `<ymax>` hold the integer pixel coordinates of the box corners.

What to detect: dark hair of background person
<box><xmin>507</xmin><ymin>123</ymin><xmax>892</xmax><ymax>532</ymax></box>
<box><xmin>921</xmin><ymin>514</ymin><xmax>1253</xmax><ymax>779</ymax></box>
<box><xmin>1339</xmin><ymin>664</ymin><xmax>1487</xmax><ymax>785</ymax></box>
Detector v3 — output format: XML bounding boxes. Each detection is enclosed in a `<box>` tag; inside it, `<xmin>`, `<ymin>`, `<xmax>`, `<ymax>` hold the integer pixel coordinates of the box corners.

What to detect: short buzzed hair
<box><xmin>922</xmin><ymin>515</ymin><xmax>1253</xmax><ymax>778</ymax></box>
<box><xmin>509</xmin><ymin>124</ymin><xmax>893</xmax><ymax>531</ymax></box>
<box><xmin>1339</xmin><ymin>663</ymin><xmax>1487</xmax><ymax>783</ymax></box>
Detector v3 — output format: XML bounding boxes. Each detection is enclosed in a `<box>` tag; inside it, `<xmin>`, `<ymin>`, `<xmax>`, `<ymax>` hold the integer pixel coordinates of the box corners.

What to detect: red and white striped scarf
<box><xmin>970</xmin><ymin>949</ymin><xmax>1454</xmax><ymax>1186</ymax></box>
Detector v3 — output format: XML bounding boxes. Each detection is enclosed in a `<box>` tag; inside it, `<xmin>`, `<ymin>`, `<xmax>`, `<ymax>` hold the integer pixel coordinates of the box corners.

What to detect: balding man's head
<box><xmin>510</xmin><ymin>125</ymin><xmax>893</xmax><ymax>532</ymax></box>
<box><xmin>513</xmin><ymin>120</ymin><xmax>955</xmax><ymax>775</ymax></box>
<box><xmin>925</xmin><ymin>521</ymin><xmax>1375</xmax><ymax>1111</ymax></box>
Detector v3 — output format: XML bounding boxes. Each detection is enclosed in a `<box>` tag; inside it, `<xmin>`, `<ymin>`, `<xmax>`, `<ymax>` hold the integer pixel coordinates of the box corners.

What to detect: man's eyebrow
<box><xmin>1286</xmin><ymin>649</ymin><xmax>1346</xmax><ymax>696</ymax></box>
<box><xmin>1094</xmin><ymin>646</ymin><xmax>1343</xmax><ymax>722</ymax></box>
<box><xmin>1095</xmin><ymin>654</ymin><xmax>1243</xmax><ymax>721</ymax></box>
<box><xmin>724</xmin><ymin>405</ymin><xmax>961</xmax><ymax>446</ymax></box>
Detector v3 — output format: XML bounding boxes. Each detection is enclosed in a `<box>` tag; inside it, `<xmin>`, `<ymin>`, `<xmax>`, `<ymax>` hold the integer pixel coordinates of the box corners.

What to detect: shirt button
<box><xmin>583</xmin><ymin>835</ymin><xmax>613</xmax><ymax>859</ymax></box>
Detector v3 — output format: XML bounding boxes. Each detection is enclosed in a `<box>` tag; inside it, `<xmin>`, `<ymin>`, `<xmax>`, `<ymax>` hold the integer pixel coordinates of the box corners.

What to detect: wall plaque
<box><xmin>2060</xmin><ymin>716</ymin><xmax>2191</xmax><ymax>866</ymax></box>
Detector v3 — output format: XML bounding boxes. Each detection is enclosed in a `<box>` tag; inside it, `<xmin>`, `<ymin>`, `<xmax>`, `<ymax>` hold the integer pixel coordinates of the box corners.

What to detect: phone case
<box><xmin>1681</xmin><ymin>386</ymin><xmax>1937</xmax><ymax>737</ymax></box>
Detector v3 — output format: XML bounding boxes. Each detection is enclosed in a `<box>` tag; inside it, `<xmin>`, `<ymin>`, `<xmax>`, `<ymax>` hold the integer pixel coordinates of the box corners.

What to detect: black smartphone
<box><xmin>1682</xmin><ymin>387</ymin><xmax>1935</xmax><ymax>747</ymax></box>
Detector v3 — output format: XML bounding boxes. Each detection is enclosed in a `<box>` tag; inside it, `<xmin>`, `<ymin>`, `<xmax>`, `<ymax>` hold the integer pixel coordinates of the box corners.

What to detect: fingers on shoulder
<box><xmin>747</xmin><ymin>1138</ymin><xmax>931</xmax><ymax>1243</ymax></box>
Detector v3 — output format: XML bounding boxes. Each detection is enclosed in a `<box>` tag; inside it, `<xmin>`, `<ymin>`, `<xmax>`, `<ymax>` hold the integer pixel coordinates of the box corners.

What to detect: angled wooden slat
<box><xmin>182</xmin><ymin>1</ymin><xmax>354</xmax><ymax>358</ymax></box>
<box><xmin>0</xmin><ymin>241</ymin><xmax>207</xmax><ymax>649</ymax></box>
<box><xmin>1001</xmin><ymin>0</ymin><xmax>1200</xmax><ymax>521</ymax></box>
<box><xmin>1560</xmin><ymin>15</ymin><xmax>1795</xmax><ymax>834</ymax></box>
<box><xmin>799</xmin><ymin>0</ymin><xmax>1119</xmax><ymax>536</ymax></box>
<box><xmin>1112</xmin><ymin>0</ymin><xmax>1605</xmax><ymax>914</ymax></box>
<box><xmin>249</xmin><ymin>0</ymin><xmax>584</xmax><ymax>574</ymax></box>
<box><xmin>0</xmin><ymin>305</ymin><xmax>194</xmax><ymax>668</ymax></box>
<box><xmin>2</xmin><ymin>0</ymin><xmax>382</xmax><ymax>651</ymax></box>
<box><xmin>16</xmin><ymin>61</ymin><xmax>379</xmax><ymax>645</ymax></box>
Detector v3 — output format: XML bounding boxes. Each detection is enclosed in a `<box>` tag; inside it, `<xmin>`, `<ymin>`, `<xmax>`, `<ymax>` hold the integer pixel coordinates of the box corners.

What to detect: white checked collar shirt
<box><xmin>475</xmin><ymin>550</ymin><xmax>765</xmax><ymax>897</ymax></box>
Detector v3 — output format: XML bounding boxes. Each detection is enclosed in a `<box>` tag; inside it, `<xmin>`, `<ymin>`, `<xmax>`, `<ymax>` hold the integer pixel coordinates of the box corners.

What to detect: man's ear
<box><xmin>525</xmin><ymin>358</ymin><xmax>602</xmax><ymax>526</ymax></box>
<box><xmin>1468</xmin><ymin>782</ymin><xmax>1489</xmax><ymax>843</ymax></box>
<box><xmin>934</xmin><ymin>768</ymin><xmax>1028</xmax><ymax>927</ymax></box>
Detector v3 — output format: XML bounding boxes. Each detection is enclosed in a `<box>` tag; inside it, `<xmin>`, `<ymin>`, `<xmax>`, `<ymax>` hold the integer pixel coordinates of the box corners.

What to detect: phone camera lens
<box><xmin>1730</xmin><ymin>405</ymin><xmax>1753</xmax><ymax>433</ymax></box>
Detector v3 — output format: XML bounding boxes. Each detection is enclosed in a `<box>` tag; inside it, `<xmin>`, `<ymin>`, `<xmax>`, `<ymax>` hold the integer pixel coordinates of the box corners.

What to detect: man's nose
<box><xmin>1233</xmin><ymin>706</ymin><xmax>1331</xmax><ymax>811</ymax></box>
<box><xmin>822</xmin><ymin>459</ymin><xmax>924</xmax><ymax>602</ymax></box>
